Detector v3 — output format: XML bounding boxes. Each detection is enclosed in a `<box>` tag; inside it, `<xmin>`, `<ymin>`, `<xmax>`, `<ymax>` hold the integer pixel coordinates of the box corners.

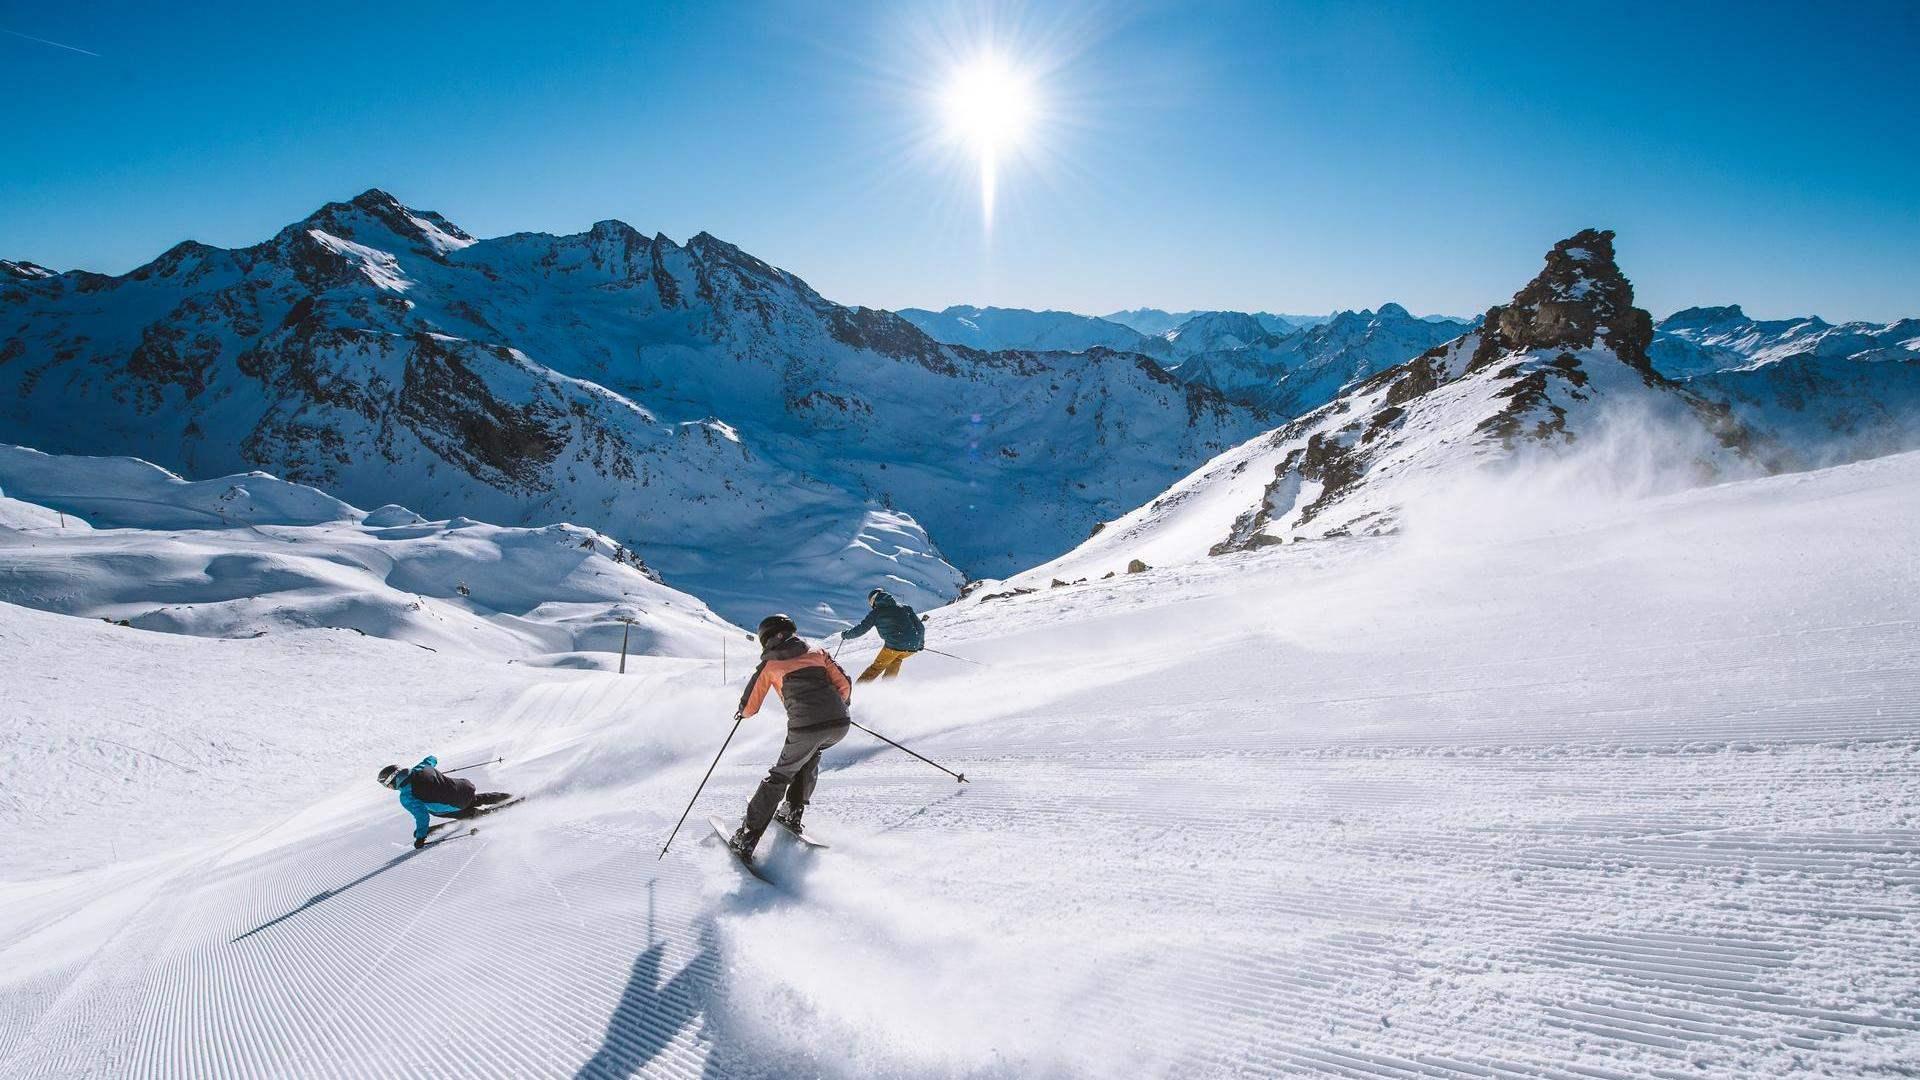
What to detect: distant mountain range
<box><xmin>1103</xmin><ymin>308</ymin><xmax>1328</xmax><ymax>337</ymax></box>
<box><xmin>0</xmin><ymin>190</ymin><xmax>1258</xmax><ymax>628</ymax></box>
<box><xmin>1650</xmin><ymin>305</ymin><xmax>1920</xmax><ymax>378</ymax></box>
<box><xmin>896</xmin><ymin>306</ymin><xmax>1168</xmax><ymax>357</ymax></box>
<box><xmin>904</xmin><ymin>302</ymin><xmax>1475</xmax><ymax>415</ymax></box>
<box><xmin>1660</xmin><ymin>306</ymin><xmax>1920</xmax><ymax>468</ymax></box>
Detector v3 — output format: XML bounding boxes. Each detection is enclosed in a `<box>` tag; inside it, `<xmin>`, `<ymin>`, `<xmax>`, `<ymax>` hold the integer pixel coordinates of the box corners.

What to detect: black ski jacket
<box><xmin>738</xmin><ymin>637</ymin><xmax>853</xmax><ymax>731</ymax></box>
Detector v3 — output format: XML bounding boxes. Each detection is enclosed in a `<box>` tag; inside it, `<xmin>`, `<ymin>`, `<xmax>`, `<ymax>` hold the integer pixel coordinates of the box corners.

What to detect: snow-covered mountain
<box><xmin>1651</xmin><ymin>304</ymin><xmax>1920</xmax><ymax>378</ymax></box>
<box><xmin>898</xmin><ymin>302</ymin><xmax>1465</xmax><ymax>420</ymax></box>
<box><xmin>1161</xmin><ymin>309</ymin><xmax>1285</xmax><ymax>356</ymax></box>
<box><xmin>1012</xmin><ymin>229</ymin><xmax>1764</xmax><ymax>580</ymax></box>
<box><xmin>1166</xmin><ymin>303</ymin><xmax>1471</xmax><ymax>415</ymax></box>
<box><xmin>0</xmin><ymin>444</ymin><xmax>736</xmax><ymax>660</ymax></box>
<box><xmin>1639</xmin><ymin>305</ymin><xmax>1920</xmax><ymax>466</ymax></box>
<box><xmin>896</xmin><ymin>305</ymin><xmax>1167</xmax><ymax>356</ymax></box>
<box><xmin>0</xmin><ymin>260</ymin><xmax>58</xmax><ymax>282</ymax></box>
<box><xmin>0</xmin><ymin>190</ymin><xmax>1258</xmax><ymax>628</ymax></box>
<box><xmin>1687</xmin><ymin>354</ymin><xmax>1920</xmax><ymax>469</ymax></box>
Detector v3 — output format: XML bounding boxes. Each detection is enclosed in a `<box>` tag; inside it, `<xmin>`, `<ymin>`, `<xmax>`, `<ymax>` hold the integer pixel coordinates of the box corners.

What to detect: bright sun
<box><xmin>940</xmin><ymin>54</ymin><xmax>1037</xmax><ymax>229</ymax></box>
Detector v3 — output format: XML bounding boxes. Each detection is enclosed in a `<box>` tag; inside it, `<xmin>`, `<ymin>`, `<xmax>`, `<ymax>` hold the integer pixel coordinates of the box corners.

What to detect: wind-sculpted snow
<box><xmin>1</xmin><ymin>451</ymin><xmax>1915</xmax><ymax>1076</ymax></box>
<box><xmin>0</xmin><ymin>190</ymin><xmax>1257</xmax><ymax>628</ymax></box>
<box><xmin>0</xmin><ymin>444</ymin><xmax>738</xmax><ymax>659</ymax></box>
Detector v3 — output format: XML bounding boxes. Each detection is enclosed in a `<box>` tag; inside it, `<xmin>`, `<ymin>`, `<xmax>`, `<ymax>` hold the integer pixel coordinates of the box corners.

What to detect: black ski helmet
<box><xmin>378</xmin><ymin>764</ymin><xmax>402</xmax><ymax>788</ymax></box>
<box><xmin>756</xmin><ymin>613</ymin><xmax>797</xmax><ymax>648</ymax></box>
<box><xmin>868</xmin><ymin>588</ymin><xmax>886</xmax><ymax>605</ymax></box>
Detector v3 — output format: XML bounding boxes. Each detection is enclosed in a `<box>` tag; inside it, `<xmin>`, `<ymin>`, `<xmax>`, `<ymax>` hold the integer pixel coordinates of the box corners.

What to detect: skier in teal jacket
<box><xmin>377</xmin><ymin>756</ymin><xmax>511</xmax><ymax>847</ymax></box>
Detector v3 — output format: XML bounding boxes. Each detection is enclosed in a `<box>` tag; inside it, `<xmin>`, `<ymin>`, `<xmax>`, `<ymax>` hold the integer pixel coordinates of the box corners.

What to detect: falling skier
<box><xmin>378</xmin><ymin>756</ymin><xmax>513</xmax><ymax>848</ymax></box>
<box><xmin>726</xmin><ymin>614</ymin><xmax>853</xmax><ymax>861</ymax></box>
<box><xmin>838</xmin><ymin>588</ymin><xmax>926</xmax><ymax>683</ymax></box>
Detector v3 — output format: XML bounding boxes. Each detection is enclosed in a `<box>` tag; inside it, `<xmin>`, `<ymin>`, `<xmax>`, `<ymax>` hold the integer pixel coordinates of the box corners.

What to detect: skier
<box><xmin>838</xmin><ymin>587</ymin><xmax>926</xmax><ymax>683</ymax></box>
<box><xmin>727</xmin><ymin>614</ymin><xmax>853</xmax><ymax>860</ymax></box>
<box><xmin>378</xmin><ymin>756</ymin><xmax>513</xmax><ymax>848</ymax></box>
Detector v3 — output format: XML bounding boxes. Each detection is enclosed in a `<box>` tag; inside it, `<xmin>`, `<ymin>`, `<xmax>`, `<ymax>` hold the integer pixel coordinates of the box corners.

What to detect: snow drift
<box><xmin>0</xmin><ymin>444</ymin><xmax>738</xmax><ymax>660</ymax></box>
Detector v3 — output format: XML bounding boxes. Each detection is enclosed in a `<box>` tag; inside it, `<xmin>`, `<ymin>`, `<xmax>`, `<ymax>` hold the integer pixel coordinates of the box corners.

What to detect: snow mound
<box><xmin>0</xmin><ymin>444</ymin><xmax>356</xmax><ymax>529</ymax></box>
<box><xmin>362</xmin><ymin>503</ymin><xmax>425</xmax><ymax>527</ymax></box>
<box><xmin>0</xmin><ymin>445</ymin><xmax>738</xmax><ymax>659</ymax></box>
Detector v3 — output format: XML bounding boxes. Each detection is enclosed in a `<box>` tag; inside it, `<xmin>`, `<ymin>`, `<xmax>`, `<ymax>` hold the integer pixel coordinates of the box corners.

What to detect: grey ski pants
<box><xmin>743</xmin><ymin>721</ymin><xmax>848</xmax><ymax>842</ymax></box>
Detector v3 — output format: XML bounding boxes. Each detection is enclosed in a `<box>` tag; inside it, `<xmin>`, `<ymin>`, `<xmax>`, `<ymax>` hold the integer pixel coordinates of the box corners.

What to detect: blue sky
<box><xmin>3</xmin><ymin>0</ymin><xmax>1915</xmax><ymax>321</ymax></box>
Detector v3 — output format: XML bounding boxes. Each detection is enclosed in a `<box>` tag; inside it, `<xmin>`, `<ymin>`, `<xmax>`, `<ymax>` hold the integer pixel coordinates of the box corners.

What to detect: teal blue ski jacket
<box><xmin>395</xmin><ymin>756</ymin><xmax>469</xmax><ymax>841</ymax></box>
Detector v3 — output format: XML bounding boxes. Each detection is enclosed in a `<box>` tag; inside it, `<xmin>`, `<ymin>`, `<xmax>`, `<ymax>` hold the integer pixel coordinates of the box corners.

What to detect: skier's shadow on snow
<box><xmin>574</xmin><ymin>862</ymin><xmax>804</xmax><ymax>1079</ymax></box>
<box><xmin>229</xmin><ymin>841</ymin><xmax>464</xmax><ymax>944</ymax></box>
<box><xmin>573</xmin><ymin>925</ymin><xmax>724</xmax><ymax>1079</ymax></box>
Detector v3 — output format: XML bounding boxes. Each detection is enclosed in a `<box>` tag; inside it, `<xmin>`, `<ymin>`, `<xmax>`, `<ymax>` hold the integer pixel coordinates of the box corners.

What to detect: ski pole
<box><xmin>445</xmin><ymin>756</ymin><xmax>503</xmax><ymax>774</ymax></box>
<box><xmin>849</xmin><ymin>720</ymin><xmax>968</xmax><ymax>784</ymax></box>
<box><xmin>659</xmin><ymin>714</ymin><xmax>745</xmax><ymax>859</ymax></box>
<box><xmin>923</xmin><ymin>647</ymin><xmax>984</xmax><ymax>666</ymax></box>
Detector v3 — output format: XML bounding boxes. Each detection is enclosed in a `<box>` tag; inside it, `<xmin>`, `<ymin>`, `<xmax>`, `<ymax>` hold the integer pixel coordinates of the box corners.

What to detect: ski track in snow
<box><xmin>2</xmin><ymin>454</ymin><xmax>1918</xmax><ymax>1077</ymax></box>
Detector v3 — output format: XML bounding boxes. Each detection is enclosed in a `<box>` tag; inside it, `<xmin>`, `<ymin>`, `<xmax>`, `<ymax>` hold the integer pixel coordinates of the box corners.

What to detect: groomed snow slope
<box><xmin>3</xmin><ymin>452</ymin><xmax>1917</xmax><ymax>1077</ymax></box>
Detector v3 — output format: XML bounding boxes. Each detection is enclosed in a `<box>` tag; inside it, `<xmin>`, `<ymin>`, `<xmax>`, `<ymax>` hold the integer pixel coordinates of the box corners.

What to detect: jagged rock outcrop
<box><xmin>1471</xmin><ymin>229</ymin><xmax>1654</xmax><ymax>373</ymax></box>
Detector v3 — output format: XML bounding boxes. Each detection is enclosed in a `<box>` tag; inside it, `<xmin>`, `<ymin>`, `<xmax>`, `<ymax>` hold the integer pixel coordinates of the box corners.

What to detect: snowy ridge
<box><xmin>0</xmin><ymin>444</ymin><xmax>738</xmax><ymax>660</ymax></box>
<box><xmin>1651</xmin><ymin>303</ymin><xmax>1920</xmax><ymax>378</ymax></box>
<box><xmin>1</xmin><ymin>450</ymin><xmax>1915</xmax><ymax>1075</ymax></box>
<box><xmin>1010</xmin><ymin>229</ymin><xmax>1763</xmax><ymax>582</ymax></box>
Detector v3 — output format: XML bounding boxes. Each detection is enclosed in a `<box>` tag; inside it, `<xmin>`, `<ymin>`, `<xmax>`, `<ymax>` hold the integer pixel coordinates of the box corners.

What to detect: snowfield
<box><xmin>2</xmin><ymin>451</ymin><xmax>1917</xmax><ymax>1077</ymax></box>
<box><xmin>0</xmin><ymin>444</ymin><xmax>739</xmax><ymax>661</ymax></box>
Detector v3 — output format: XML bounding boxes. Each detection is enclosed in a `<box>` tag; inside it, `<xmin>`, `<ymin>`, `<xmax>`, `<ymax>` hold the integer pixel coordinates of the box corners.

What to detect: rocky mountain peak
<box><xmin>1661</xmin><ymin>304</ymin><xmax>1747</xmax><ymax>329</ymax></box>
<box><xmin>1</xmin><ymin>259</ymin><xmax>59</xmax><ymax>281</ymax></box>
<box><xmin>586</xmin><ymin>219</ymin><xmax>644</xmax><ymax>244</ymax></box>
<box><xmin>296</xmin><ymin>189</ymin><xmax>475</xmax><ymax>258</ymax></box>
<box><xmin>1474</xmin><ymin>228</ymin><xmax>1655</xmax><ymax>373</ymax></box>
<box><xmin>1376</xmin><ymin>302</ymin><xmax>1411</xmax><ymax>319</ymax></box>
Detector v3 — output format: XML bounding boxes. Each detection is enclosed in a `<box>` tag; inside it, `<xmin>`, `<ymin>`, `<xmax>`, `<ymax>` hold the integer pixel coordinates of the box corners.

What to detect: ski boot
<box><xmin>773</xmin><ymin>802</ymin><xmax>805</xmax><ymax>837</ymax></box>
<box><xmin>727</xmin><ymin>825</ymin><xmax>758</xmax><ymax>862</ymax></box>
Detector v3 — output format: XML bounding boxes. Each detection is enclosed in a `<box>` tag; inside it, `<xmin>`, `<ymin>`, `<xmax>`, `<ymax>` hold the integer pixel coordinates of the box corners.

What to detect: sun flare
<box><xmin>940</xmin><ymin>54</ymin><xmax>1038</xmax><ymax>229</ymax></box>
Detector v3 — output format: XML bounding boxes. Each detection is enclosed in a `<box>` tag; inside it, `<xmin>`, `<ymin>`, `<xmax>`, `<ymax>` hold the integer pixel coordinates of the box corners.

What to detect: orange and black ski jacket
<box><xmin>738</xmin><ymin>637</ymin><xmax>852</xmax><ymax>731</ymax></box>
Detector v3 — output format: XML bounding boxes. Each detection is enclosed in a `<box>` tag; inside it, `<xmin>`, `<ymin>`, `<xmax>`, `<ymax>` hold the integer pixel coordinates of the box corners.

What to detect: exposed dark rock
<box><xmin>1469</xmin><ymin>229</ymin><xmax>1656</xmax><ymax>374</ymax></box>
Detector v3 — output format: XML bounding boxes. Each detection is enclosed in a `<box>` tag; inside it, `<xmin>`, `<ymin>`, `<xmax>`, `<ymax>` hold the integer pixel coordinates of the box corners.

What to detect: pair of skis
<box><xmin>416</xmin><ymin>796</ymin><xmax>527</xmax><ymax>845</ymax></box>
<box><xmin>706</xmin><ymin>814</ymin><xmax>825</xmax><ymax>881</ymax></box>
